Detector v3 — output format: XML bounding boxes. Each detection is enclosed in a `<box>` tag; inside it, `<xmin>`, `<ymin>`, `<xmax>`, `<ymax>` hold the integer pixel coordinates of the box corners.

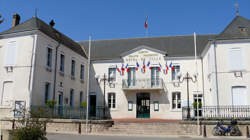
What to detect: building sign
<box><xmin>124</xmin><ymin>49</ymin><xmax>163</xmax><ymax>63</ymax></box>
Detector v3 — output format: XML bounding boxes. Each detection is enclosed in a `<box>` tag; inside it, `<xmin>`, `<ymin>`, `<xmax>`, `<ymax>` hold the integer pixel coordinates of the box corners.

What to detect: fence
<box><xmin>182</xmin><ymin>106</ymin><xmax>250</xmax><ymax>120</ymax></box>
<box><xmin>30</xmin><ymin>106</ymin><xmax>110</xmax><ymax>120</ymax></box>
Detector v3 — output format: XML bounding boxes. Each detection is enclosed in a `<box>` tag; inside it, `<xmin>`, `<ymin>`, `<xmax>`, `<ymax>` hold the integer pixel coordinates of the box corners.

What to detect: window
<box><xmin>108</xmin><ymin>93</ymin><xmax>116</xmax><ymax>109</ymax></box>
<box><xmin>128</xmin><ymin>101</ymin><xmax>133</xmax><ymax>111</ymax></box>
<box><xmin>172</xmin><ymin>92</ymin><xmax>181</xmax><ymax>109</ymax></box>
<box><xmin>45</xmin><ymin>82</ymin><xmax>51</xmax><ymax>104</ymax></box>
<box><xmin>80</xmin><ymin>91</ymin><xmax>83</xmax><ymax>107</ymax></box>
<box><xmin>228</xmin><ymin>47</ymin><xmax>244</xmax><ymax>71</ymax></box>
<box><xmin>128</xmin><ymin>67</ymin><xmax>136</xmax><ymax>87</ymax></box>
<box><xmin>71</xmin><ymin>60</ymin><xmax>76</xmax><ymax>77</ymax></box>
<box><xmin>4</xmin><ymin>42</ymin><xmax>17</xmax><ymax>66</ymax></box>
<box><xmin>80</xmin><ymin>65</ymin><xmax>84</xmax><ymax>80</ymax></box>
<box><xmin>171</xmin><ymin>65</ymin><xmax>180</xmax><ymax>81</ymax></box>
<box><xmin>46</xmin><ymin>47</ymin><xmax>53</xmax><ymax>68</ymax></box>
<box><xmin>70</xmin><ymin>89</ymin><xmax>74</xmax><ymax>107</ymax></box>
<box><xmin>154</xmin><ymin>101</ymin><xmax>159</xmax><ymax>111</ymax></box>
<box><xmin>108</xmin><ymin>68</ymin><xmax>116</xmax><ymax>81</ymax></box>
<box><xmin>59</xmin><ymin>54</ymin><xmax>65</xmax><ymax>72</ymax></box>
<box><xmin>151</xmin><ymin>67</ymin><xmax>160</xmax><ymax>87</ymax></box>
<box><xmin>232</xmin><ymin>86</ymin><xmax>247</xmax><ymax>106</ymax></box>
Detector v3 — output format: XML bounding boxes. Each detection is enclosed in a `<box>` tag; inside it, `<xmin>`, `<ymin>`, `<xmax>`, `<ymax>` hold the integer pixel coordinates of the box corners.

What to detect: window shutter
<box><xmin>4</xmin><ymin>42</ymin><xmax>17</xmax><ymax>66</ymax></box>
<box><xmin>228</xmin><ymin>48</ymin><xmax>244</xmax><ymax>71</ymax></box>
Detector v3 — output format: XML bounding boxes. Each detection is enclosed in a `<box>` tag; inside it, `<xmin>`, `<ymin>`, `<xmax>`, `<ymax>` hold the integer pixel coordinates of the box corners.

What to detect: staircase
<box><xmin>104</xmin><ymin>119</ymin><xmax>197</xmax><ymax>136</ymax></box>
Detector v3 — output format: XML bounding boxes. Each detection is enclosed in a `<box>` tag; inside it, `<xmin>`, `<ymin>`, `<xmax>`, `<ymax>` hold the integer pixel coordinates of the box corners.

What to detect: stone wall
<box><xmin>0</xmin><ymin>119</ymin><xmax>113</xmax><ymax>135</ymax></box>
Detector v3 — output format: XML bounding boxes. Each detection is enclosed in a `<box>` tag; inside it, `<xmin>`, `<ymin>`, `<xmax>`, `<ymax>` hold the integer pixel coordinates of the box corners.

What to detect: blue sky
<box><xmin>0</xmin><ymin>0</ymin><xmax>250</xmax><ymax>41</ymax></box>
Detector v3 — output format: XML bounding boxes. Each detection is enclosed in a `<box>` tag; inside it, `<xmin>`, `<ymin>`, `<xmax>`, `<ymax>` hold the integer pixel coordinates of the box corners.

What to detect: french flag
<box><xmin>125</xmin><ymin>64</ymin><xmax>129</xmax><ymax>72</ymax></box>
<box><xmin>136</xmin><ymin>62</ymin><xmax>139</xmax><ymax>71</ymax></box>
<box><xmin>169</xmin><ymin>62</ymin><xmax>175</xmax><ymax>71</ymax></box>
<box><xmin>158</xmin><ymin>63</ymin><xmax>162</xmax><ymax>71</ymax></box>
<box><xmin>147</xmin><ymin>61</ymin><xmax>150</xmax><ymax>67</ymax></box>
<box><xmin>116</xmin><ymin>65</ymin><xmax>121</xmax><ymax>74</ymax></box>
<box><xmin>142</xmin><ymin>60</ymin><xmax>146</xmax><ymax>73</ymax></box>
<box><xmin>121</xmin><ymin>64</ymin><xmax>125</xmax><ymax>75</ymax></box>
<box><xmin>165</xmin><ymin>62</ymin><xmax>169</xmax><ymax>74</ymax></box>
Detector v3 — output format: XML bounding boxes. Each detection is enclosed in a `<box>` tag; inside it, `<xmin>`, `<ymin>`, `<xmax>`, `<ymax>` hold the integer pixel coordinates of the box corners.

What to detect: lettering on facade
<box><xmin>125</xmin><ymin>50</ymin><xmax>162</xmax><ymax>63</ymax></box>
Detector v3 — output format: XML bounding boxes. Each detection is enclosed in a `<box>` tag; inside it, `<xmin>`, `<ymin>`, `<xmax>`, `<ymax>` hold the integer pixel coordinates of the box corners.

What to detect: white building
<box><xmin>80</xmin><ymin>15</ymin><xmax>250</xmax><ymax>120</ymax></box>
<box><xmin>0</xmin><ymin>14</ymin><xmax>88</xmax><ymax>119</ymax></box>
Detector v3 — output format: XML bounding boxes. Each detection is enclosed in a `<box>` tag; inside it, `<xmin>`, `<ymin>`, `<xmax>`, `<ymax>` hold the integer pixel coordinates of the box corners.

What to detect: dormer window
<box><xmin>238</xmin><ymin>26</ymin><xmax>248</xmax><ymax>32</ymax></box>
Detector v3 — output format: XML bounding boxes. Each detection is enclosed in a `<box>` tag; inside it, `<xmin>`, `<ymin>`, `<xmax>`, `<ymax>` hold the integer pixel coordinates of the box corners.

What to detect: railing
<box><xmin>182</xmin><ymin>106</ymin><xmax>250</xmax><ymax>120</ymax></box>
<box><xmin>122</xmin><ymin>78</ymin><xmax>164</xmax><ymax>89</ymax></box>
<box><xmin>30</xmin><ymin>106</ymin><xmax>110</xmax><ymax>120</ymax></box>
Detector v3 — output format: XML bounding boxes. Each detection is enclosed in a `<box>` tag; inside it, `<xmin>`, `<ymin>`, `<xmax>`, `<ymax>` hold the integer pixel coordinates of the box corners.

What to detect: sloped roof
<box><xmin>0</xmin><ymin>17</ymin><xmax>87</xmax><ymax>58</ymax></box>
<box><xmin>79</xmin><ymin>34</ymin><xmax>216</xmax><ymax>61</ymax></box>
<box><xmin>217</xmin><ymin>16</ymin><xmax>250</xmax><ymax>39</ymax></box>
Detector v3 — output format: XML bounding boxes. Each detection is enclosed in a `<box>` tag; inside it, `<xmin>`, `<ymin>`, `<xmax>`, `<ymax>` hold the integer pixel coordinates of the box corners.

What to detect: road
<box><xmin>47</xmin><ymin>133</ymin><xmax>247</xmax><ymax>140</ymax></box>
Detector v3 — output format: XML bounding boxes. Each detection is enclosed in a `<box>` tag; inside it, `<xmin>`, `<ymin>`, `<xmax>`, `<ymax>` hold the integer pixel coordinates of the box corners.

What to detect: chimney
<box><xmin>12</xmin><ymin>13</ymin><xmax>20</xmax><ymax>27</ymax></box>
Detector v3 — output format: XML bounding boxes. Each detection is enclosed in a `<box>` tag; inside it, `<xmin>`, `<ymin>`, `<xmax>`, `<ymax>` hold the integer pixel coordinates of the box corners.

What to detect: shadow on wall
<box><xmin>89</xmin><ymin>64</ymin><xmax>111</xmax><ymax>119</ymax></box>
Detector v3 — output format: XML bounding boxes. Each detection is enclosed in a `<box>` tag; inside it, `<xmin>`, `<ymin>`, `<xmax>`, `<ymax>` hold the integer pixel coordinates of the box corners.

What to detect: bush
<box><xmin>80</xmin><ymin>101</ymin><xmax>87</xmax><ymax>108</ymax></box>
<box><xmin>46</xmin><ymin>100</ymin><xmax>56</xmax><ymax>108</ymax></box>
<box><xmin>10</xmin><ymin>107</ymin><xmax>48</xmax><ymax>140</ymax></box>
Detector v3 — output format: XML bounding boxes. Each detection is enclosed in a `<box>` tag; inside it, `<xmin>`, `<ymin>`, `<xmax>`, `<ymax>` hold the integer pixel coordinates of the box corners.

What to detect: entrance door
<box><xmin>58</xmin><ymin>93</ymin><xmax>63</xmax><ymax>117</ymax></box>
<box><xmin>136</xmin><ymin>93</ymin><xmax>150</xmax><ymax>118</ymax></box>
<box><xmin>89</xmin><ymin>95</ymin><xmax>96</xmax><ymax>117</ymax></box>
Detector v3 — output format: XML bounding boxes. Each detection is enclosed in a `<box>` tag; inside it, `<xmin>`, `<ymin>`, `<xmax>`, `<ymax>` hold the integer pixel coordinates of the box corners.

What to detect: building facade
<box><xmin>80</xmin><ymin>15</ymin><xmax>250</xmax><ymax>120</ymax></box>
<box><xmin>0</xmin><ymin>14</ymin><xmax>88</xmax><ymax>119</ymax></box>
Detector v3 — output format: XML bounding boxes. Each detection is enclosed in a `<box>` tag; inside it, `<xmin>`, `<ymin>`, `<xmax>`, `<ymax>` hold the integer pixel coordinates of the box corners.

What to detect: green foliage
<box><xmin>10</xmin><ymin>110</ymin><xmax>47</xmax><ymax>140</ymax></box>
<box><xmin>10</xmin><ymin>120</ymin><xmax>47</xmax><ymax>140</ymax></box>
<box><xmin>80</xmin><ymin>101</ymin><xmax>87</xmax><ymax>108</ymax></box>
<box><xmin>46</xmin><ymin>100</ymin><xmax>56</xmax><ymax>108</ymax></box>
<box><xmin>192</xmin><ymin>101</ymin><xmax>202</xmax><ymax>108</ymax></box>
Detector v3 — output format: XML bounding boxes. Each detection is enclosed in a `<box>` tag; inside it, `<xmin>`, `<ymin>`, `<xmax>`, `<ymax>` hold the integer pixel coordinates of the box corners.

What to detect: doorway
<box><xmin>136</xmin><ymin>93</ymin><xmax>150</xmax><ymax>118</ymax></box>
<box><xmin>89</xmin><ymin>95</ymin><xmax>96</xmax><ymax>117</ymax></box>
<box><xmin>58</xmin><ymin>93</ymin><xmax>63</xmax><ymax>116</ymax></box>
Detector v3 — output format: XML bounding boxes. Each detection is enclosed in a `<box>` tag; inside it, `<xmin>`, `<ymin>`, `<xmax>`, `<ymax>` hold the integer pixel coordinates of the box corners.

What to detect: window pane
<box><xmin>80</xmin><ymin>65</ymin><xmax>84</xmax><ymax>80</ymax></box>
<box><xmin>71</xmin><ymin>60</ymin><xmax>75</xmax><ymax>76</ymax></box>
<box><xmin>108</xmin><ymin>68</ymin><xmax>116</xmax><ymax>80</ymax></box>
<box><xmin>60</xmin><ymin>54</ymin><xmax>65</xmax><ymax>72</ymax></box>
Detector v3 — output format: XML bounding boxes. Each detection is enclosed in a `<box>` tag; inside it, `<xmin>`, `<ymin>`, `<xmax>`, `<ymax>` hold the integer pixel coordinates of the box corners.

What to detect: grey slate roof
<box><xmin>217</xmin><ymin>16</ymin><xmax>250</xmax><ymax>39</ymax></box>
<box><xmin>0</xmin><ymin>17</ymin><xmax>87</xmax><ymax>58</ymax></box>
<box><xmin>80</xmin><ymin>16</ymin><xmax>250</xmax><ymax>61</ymax></box>
<box><xmin>79</xmin><ymin>34</ymin><xmax>216</xmax><ymax>60</ymax></box>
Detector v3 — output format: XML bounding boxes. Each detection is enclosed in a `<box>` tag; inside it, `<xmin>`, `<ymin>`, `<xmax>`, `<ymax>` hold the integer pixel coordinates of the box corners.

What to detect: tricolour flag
<box><xmin>144</xmin><ymin>16</ymin><xmax>148</xmax><ymax>29</ymax></box>
<box><xmin>136</xmin><ymin>62</ymin><xmax>139</xmax><ymax>71</ymax></box>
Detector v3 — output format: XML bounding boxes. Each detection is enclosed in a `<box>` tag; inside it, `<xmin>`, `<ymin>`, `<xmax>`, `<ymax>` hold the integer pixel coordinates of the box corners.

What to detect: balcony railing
<box><xmin>122</xmin><ymin>78</ymin><xmax>164</xmax><ymax>90</ymax></box>
<box><xmin>182</xmin><ymin>106</ymin><xmax>250</xmax><ymax>120</ymax></box>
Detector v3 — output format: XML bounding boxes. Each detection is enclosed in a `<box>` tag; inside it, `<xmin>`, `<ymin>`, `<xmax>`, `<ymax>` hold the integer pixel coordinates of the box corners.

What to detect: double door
<box><xmin>136</xmin><ymin>93</ymin><xmax>150</xmax><ymax>118</ymax></box>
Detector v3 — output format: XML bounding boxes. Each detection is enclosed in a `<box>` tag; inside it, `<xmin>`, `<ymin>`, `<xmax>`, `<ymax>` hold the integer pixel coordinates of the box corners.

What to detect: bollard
<box><xmin>43</xmin><ymin>122</ymin><xmax>46</xmax><ymax>132</ymax></box>
<box><xmin>78</xmin><ymin>123</ymin><xmax>81</xmax><ymax>134</ymax></box>
<box><xmin>203</xmin><ymin>125</ymin><xmax>207</xmax><ymax>137</ymax></box>
<box><xmin>247</xmin><ymin>126</ymin><xmax>249</xmax><ymax>138</ymax></box>
<box><xmin>12</xmin><ymin>119</ymin><xmax>15</xmax><ymax>130</ymax></box>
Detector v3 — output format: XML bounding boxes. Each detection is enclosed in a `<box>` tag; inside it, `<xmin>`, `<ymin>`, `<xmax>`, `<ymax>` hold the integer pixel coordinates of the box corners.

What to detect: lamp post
<box><xmin>95</xmin><ymin>73</ymin><xmax>114</xmax><ymax>119</ymax></box>
<box><xmin>177</xmin><ymin>72</ymin><xmax>198</xmax><ymax>119</ymax></box>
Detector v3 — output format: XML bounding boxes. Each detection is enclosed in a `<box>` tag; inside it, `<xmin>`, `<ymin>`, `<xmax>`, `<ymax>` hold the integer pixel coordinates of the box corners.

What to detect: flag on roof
<box><xmin>121</xmin><ymin>64</ymin><xmax>125</xmax><ymax>75</ymax></box>
<box><xmin>144</xmin><ymin>16</ymin><xmax>148</xmax><ymax>29</ymax></box>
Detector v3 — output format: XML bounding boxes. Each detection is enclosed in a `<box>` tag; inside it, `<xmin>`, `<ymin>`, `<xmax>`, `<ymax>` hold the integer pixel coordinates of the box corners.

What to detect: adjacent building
<box><xmin>0</xmin><ymin>14</ymin><xmax>88</xmax><ymax>119</ymax></box>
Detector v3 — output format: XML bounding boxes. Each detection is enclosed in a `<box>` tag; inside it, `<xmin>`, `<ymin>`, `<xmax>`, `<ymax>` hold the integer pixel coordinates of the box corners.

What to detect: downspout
<box><xmin>201</xmin><ymin>58</ymin><xmax>205</xmax><ymax>106</ymax></box>
<box><xmin>52</xmin><ymin>37</ymin><xmax>61</xmax><ymax>101</ymax></box>
<box><xmin>28</xmin><ymin>34</ymin><xmax>38</xmax><ymax>109</ymax></box>
<box><xmin>213</xmin><ymin>40</ymin><xmax>220</xmax><ymax>107</ymax></box>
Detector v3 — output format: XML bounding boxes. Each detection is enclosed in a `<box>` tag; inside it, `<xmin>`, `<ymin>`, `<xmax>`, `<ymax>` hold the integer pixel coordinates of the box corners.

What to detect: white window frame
<box><xmin>231</xmin><ymin>86</ymin><xmax>248</xmax><ymax>106</ymax></box>
<box><xmin>171</xmin><ymin>92</ymin><xmax>181</xmax><ymax>110</ymax></box>
<box><xmin>108</xmin><ymin>67</ymin><xmax>116</xmax><ymax>81</ymax></box>
<box><xmin>108</xmin><ymin>93</ymin><xmax>116</xmax><ymax>109</ymax></box>
<box><xmin>171</xmin><ymin>65</ymin><xmax>180</xmax><ymax>81</ymax></box>
<box><xmin>59</xmin><ymin>53</ymin><xmax>65</xmax><ymax>73</ymax></box>
<box><xmin>228</xmin><ymin>47</ymin><xmax>245</xmax><ymax>71</ymax></box>
<box><xmin>46</xmin><ymin>46</ymin><xmax>53</xmax><ymax>68</ymax></box>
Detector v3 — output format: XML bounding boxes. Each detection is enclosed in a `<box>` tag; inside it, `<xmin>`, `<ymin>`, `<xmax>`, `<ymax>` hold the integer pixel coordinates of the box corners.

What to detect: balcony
<box><xmin>122</xmin><ymin>78</ymin><xmax>164</xmax><ymax>91</ymax></box>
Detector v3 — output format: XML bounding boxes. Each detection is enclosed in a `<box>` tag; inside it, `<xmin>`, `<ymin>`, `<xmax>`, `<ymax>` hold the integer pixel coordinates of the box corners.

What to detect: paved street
<box><xmin>47</xmin><ymin>133</ymin><xmax>247</xmax><ymax>140</ymax></box>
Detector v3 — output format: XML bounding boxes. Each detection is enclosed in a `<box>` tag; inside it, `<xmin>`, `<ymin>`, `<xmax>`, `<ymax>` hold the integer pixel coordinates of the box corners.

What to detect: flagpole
<box><xmin>194</xmin><ymin>32</ymin><xmax>200</xmax><ymax>135</ymax></box>
<box><xmin>86</xmin><ymin>34</ymin><xmax>91</xmax><ymax>133</ymax></box>
<box><xmin>145</xmin><ymin>16</ymin><xmax>148</xmax><ymax>37</ymax></box>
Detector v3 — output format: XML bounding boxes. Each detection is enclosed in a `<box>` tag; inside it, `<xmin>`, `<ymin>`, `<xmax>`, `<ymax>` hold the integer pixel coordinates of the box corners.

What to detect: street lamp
<box><xmin>177</xmin><ymin>72</ymin><xmax>198</xmax><ymax>119</ymax></box>
<box><xmin>95</xmin><ymin>73</ymin><xmax>115</xmax><ymax>119</ymax></box>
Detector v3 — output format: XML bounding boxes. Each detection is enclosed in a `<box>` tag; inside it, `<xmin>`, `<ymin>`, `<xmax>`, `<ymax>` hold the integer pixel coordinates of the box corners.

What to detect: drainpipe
<box><xmin>52</xmin><ymin>35</ymin><xmax>61</xmax><ymax>101</ymax></box>
<box><xmin>201</xmin><ymin>58</ymin><xmax>205</xmax><ymax>106</ymax></box>
<box><xmin>28</xmin><ymin>34</ymin><xmax>38</xmax><ymax>109</ymax></box>
<box><xmin>213</xmin><ymin>40</ymin><xmax>220</xmax><ymax>107</ymax></box>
